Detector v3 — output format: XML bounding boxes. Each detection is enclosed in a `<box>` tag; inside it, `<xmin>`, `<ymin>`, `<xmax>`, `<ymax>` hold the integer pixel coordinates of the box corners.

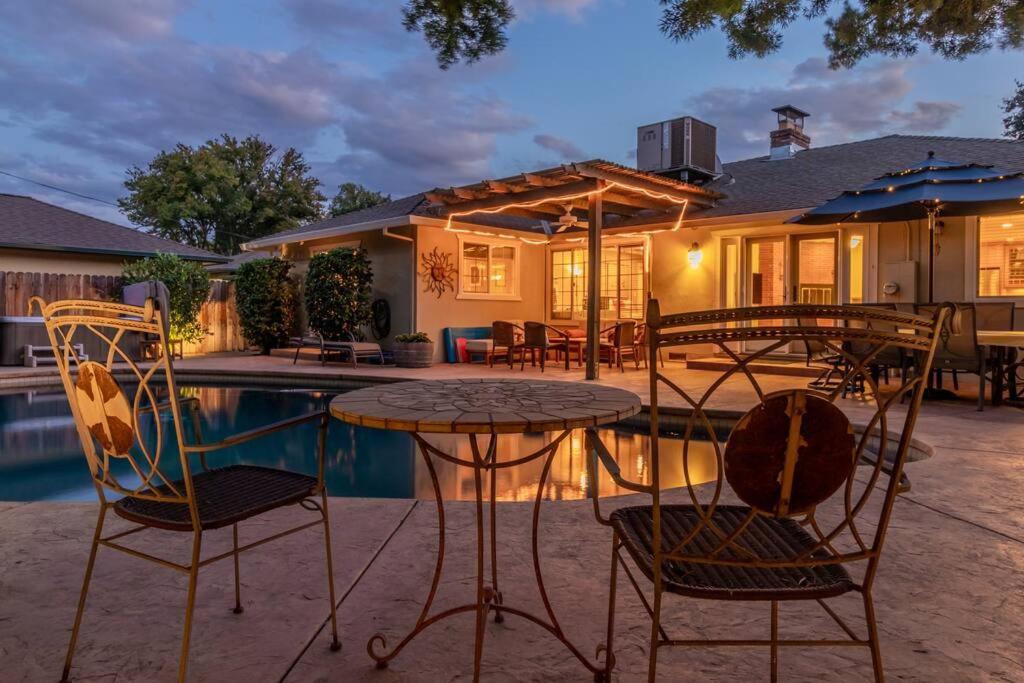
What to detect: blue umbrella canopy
<box><xmin>790</xmin><ymin>152</ymin><xmax>1024</xmax><ymax>224</ymax></box>
<box><xmin>789</xmin><ymin>152</ymin><xmax>1024</xmax><ymax>300</ymax></box>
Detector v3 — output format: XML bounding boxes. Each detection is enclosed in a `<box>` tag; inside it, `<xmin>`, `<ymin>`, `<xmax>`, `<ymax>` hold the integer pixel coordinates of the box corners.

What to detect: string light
<box><xmin>441</xmin><ymin>179</ymin><xmax>690</xmax><ymax>245</ymax></box>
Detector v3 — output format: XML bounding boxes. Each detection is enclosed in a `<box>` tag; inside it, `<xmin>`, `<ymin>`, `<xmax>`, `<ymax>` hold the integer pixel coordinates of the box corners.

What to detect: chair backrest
<box><xmin>975</xmin><ymin>302</ymin><xmax>1015</xmax><ymax>331</ymax></box>
<box><xmin>523</xmin><ymin>322</ymin><xmax>549</xmax><ymax>348</ymax></box>
<box><xmin>796</xmin><ymin>316</ymin><xmax>829</xmax><ymax>360</ymax></box>
<box><xmin>916</xmin><ymin>302</ymin><xmax>978</xmax><ymax>365</ymax></box>
<box><xmin>35</xmin><ymin>297</ymin><xmax>198</xmax><ymax>519</ymax></box>
<box><xmin>643</xmin><ymin>300</ymin><xmax>948</xmax><ymax>592</ymax></box>
<box><xmin>612</xmin><ymin>321</ymin><xmax>635</xmax><ymax>348</ymax></box>
<box><xmin>492</xmin><ymin>320</ymin><xmax>519</xmax><ymax>347</ymax></box>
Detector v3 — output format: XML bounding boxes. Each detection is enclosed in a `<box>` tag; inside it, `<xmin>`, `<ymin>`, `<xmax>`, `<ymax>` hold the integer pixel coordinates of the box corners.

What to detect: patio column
<box><xmin>586</xmin><ymin>183</ymin><xmax>605</xmax><ymax>380</ymax></box>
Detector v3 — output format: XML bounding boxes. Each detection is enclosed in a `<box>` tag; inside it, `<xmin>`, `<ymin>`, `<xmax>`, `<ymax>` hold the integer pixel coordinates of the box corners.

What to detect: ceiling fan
<box><xmin>539</xmin><ymin>204</ymin><xmax>584</xmax><ymax>235</ymax></box>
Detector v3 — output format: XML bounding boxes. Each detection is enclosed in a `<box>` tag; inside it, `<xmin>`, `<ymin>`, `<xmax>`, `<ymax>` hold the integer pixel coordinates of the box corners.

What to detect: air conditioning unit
<box><xmin>637</xmin><ymin>116</ymin><xmax>717</xmax><ymax>181</ymax></box>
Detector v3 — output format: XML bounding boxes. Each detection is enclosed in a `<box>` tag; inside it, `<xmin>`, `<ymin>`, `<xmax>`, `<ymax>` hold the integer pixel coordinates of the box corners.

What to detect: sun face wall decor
<box><xmin>420</xmin><ymin>247</ymin><xmax>458</xmax><ymax>298</ymax></box>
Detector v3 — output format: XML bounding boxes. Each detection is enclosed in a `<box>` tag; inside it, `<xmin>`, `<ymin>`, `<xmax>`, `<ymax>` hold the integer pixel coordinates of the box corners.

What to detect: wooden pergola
<box><xmin>424</xmin><ymin>160</ymin><xmax>721</xmax><ymax>379</ymax></box>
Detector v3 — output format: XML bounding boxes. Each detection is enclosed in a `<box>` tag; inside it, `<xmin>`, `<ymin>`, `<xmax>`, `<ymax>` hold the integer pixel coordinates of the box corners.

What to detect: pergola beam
<box><xmin>568</xmin><ymin>162</ymin><xmax>717</xmax><ymax>208</ymax></box>
<box><xmin>438</xmin><ymin>179</ymin><xmax>600</xmax><ymax>217</ymax></box>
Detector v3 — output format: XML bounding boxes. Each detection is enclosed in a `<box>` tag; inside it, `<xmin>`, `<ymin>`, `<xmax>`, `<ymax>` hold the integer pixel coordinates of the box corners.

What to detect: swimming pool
<box><xmin>0</xmin><ymin>384</ymin><xmax>720</xmax><ymax>503</ymax></box>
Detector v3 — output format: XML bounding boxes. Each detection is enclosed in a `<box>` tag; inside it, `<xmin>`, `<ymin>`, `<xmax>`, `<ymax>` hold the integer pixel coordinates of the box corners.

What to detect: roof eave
<box><xmin>0</xmin><ymin>242</ymin><xmax>227</xmax><ymax>262</ymax></box>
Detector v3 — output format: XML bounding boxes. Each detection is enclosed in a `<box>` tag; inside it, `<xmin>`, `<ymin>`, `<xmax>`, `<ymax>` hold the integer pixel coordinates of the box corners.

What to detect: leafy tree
<box><xmin>121</xmin><ymin>253</ymin><xmax>211</xmax><ymax>344</ymax></box>
<box><xmin>402</xmin><ymin>0</ymin><xmax>514</xmax><ymax>69</ymax></box>
<box><xmin>120</xmin><ymin>134</ymin><xmax>324</xmax><ymax>255</ymax></box>
<box><xmin>405</xmin><ymin>0</ymin><xmax>1024</xmax><ymax>70</ymax></box>
<box><xmin>304</xmin><ymin>247</ymin><xmax>374</xmax><ymax>341</ymax></box>
<box><xmin>234</xmin><ymin>258</ymin><xmax>297</xmax><ymax>354</ymax></box>
<box><xmin>328</xmin><ymin>183</ymin><xmax>391</xmax><ymax>217</ymax></box>
<box><xmin>1004</xmin><ymin>80</ymin><xmax>1024</xmax><ymax>140</ymax></box>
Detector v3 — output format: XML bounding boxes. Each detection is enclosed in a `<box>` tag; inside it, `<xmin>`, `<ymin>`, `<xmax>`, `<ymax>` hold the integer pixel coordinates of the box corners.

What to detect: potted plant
<box><xmin>393</xmin><ymin>332</ymin><xmax>434</xmax><ymax>368</ymax></box>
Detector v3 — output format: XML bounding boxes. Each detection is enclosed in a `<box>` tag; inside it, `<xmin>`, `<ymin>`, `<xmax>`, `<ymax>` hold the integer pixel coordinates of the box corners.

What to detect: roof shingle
<box><xmin>0</xmin><ymin>194</ymin><xmax>224</xmax><ymax>261</ymax></box>
<box><xmin>698</xmin><ymin>134</ymin><xmax>1024</xmax><ymax>219</ymax></box>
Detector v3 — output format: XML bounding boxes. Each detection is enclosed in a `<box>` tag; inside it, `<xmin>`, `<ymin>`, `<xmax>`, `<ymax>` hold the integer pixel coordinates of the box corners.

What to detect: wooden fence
<box><xmin>0</xmin><ymin>271</ymin><xmax>247</xmax><ymax>355</ymax></box>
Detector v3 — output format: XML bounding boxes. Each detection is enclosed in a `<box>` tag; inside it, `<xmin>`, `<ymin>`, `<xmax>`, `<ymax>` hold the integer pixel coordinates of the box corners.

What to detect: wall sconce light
<box><xmin>687</xmin><ymin>241</ymin><xmax>703</xmax><ymax>268</ymax></box>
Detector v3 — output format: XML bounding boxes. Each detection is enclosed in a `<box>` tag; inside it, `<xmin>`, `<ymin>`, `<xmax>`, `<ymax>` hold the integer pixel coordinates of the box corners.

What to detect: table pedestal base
<box><xmin>366</xmin><ymin>431</ymin><xmax>612</xmax><ymax>681</ymax></box>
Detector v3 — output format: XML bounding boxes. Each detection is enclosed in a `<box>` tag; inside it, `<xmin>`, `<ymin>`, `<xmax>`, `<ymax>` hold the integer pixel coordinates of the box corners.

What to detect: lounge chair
<box><xmin>290</xmin><ymin>331</ymin><xmax>384</xmax><ymax>368</ymax></box>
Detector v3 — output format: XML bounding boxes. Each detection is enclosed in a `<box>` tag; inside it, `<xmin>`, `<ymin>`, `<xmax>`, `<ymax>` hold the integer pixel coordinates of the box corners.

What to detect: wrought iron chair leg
<box><xmin>60</xmin><ymin>506</ymin><xmax>106</xmax><ymax>683</ymax></box>
<box><xmin>863</xmin><ymin>591</ymin><xmax>885</xmax><ymax>683</ymax></box>
<box><xmin>320</xmin><ymin>490</ymin><xmax>343</xmax><ymax>651</ymax></box>
<box><xmin>232</xmin><ymin>524</ymin><xmax>243</xmax><ymax>614</ymax></box>
<box><xmin>770</xmin><ymin>600</ymin><xmax>779</xmax><ymax>683</ymax></box>
<box><xmin>178</xmin><ymin>531</ymin><xmax>203</xmax><ymax>683</ymax></box>
<box><xmin>600</xmin><ymin>534</ymin><xmax>620</xmax><ymax>683</ymax></box>
<box><xmin>647</xmin><ymin>587</ymin><xmax>661</xmax><ymax>683</ymax></box>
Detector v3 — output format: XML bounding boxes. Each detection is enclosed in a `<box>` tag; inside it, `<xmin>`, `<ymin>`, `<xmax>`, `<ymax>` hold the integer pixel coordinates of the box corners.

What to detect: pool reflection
<box><xmin>0</xmin><ymin>386</ymin><xmax>718</xmax><ymax>503</ymax></box>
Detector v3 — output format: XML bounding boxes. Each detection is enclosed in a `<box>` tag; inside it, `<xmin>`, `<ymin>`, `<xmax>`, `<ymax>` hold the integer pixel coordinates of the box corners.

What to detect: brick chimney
<box><xmin>769</xmin><ymin>105</ymin><xmax>810</xmax><ymax>160</ymax></box>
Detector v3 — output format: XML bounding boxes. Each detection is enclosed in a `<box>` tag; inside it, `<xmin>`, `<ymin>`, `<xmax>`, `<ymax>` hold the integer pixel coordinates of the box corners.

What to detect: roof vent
<box><xmin>769</xmin><ymin>105</ymin><xmax>810</xmax><ymax>160</ymax></box>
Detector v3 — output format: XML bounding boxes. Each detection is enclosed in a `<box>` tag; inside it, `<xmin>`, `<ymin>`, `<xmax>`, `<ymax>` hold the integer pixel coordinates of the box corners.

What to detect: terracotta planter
<box><xmin>393</xmin><ymin>341</ymin><xmax>434</xmax><ymax>368</ymax></box>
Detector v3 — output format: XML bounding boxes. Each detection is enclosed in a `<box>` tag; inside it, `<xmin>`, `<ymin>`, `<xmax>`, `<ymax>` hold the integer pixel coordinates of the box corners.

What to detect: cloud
<box><xmin>0</xmin><ymin>0</ymin><xmax>532</xmax><ymax>208</ymax></box>
<box><xmin>533</xmin><ymin>133</ymin><xmax>585</xmax><ymax>160</ymax></box>
<box><xmin>687</xmin><ymin>57</ymin><xmax>961</xmax><ymax>161</ymax></box>
<box><xmin>282</xmin><ymin>0</ymin><xmax>406</xmax><ymax>43</ymax></box>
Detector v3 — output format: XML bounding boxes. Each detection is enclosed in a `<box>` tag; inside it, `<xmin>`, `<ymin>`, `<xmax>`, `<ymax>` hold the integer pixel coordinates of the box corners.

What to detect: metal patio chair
<box><xmin>37</xmin><ymin>297</ymin><xmax>342</xmax><ymax>683</ymax></box>
<box><xmin>916</xmin><ymin>303</ymin><xmax>989</xmax><ymax>410</ymax></box>
<box><xmin>599</xmin><ymin>321</ymin><xmax>637</xmax><ymax>372</ymax></box>
<box><xmin>522</xmin><ymin>321</ymin><xmax>571</xmax><ymax>371</ymax></box>
<box><xmin>586</xmin><ymin>300</ymin><xmax>948</xmax><ymax>682</ymax></box>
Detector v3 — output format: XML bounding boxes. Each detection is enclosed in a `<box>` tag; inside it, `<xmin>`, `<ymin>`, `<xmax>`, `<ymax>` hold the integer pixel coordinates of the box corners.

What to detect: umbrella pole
<box><xmin>927</xmin><ymin>208</ymin><xmax>936</xmax><ymax>303</ymax></box>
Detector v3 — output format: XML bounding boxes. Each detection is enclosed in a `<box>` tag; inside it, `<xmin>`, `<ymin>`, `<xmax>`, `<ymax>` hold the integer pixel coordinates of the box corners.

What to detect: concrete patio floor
<box><xmin>2</xmin><ymin>354</ymin><xmax>1023</xmax><ymax>681</ymax></box>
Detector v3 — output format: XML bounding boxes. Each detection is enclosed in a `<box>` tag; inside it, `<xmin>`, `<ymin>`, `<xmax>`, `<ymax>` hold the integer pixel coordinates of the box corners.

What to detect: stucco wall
<box><xmin>649</xmin><ymin>228</ymin><xmax>717</xmax><ymax>314</ymax></box>
<box><xmin>874</xmin><ymin>217</ymin><xmax>966</xmax><ymax>303</ymax></box>
<box><xmin>275</xmin><ymin>227</ymin><xmax>415</xmax><ymax>347</ymax></box>
<box><xmin>0</xmin><ymin>248</ymin><xmax>129</xmax><ymax>276</ymax></box>
<box><xmin>415</xmin><ymin>225</ymin><xmax>547</xmax><ymax>360</ymax></box>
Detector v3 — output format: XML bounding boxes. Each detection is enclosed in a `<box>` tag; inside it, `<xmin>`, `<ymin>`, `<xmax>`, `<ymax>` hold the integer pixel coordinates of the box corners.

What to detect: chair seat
<box><xmin>114</xmin><ymin>465</ymin><xmax>318</xmax><ymax>531</ymax></box>
<box><xmin>611</xmin><ymin>505</ymin><xmax>855</xmax><ymax>601</ymax></box>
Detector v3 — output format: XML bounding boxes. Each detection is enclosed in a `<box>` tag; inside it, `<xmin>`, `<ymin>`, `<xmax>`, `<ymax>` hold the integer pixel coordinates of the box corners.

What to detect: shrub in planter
<box><xmin>393</xmin><ymin>332</ymin><xmax>435</xmax><ymax>368</ymax></box>
<box><xmin>235</xmin><ymin>257</ymin><xmax>296</xmax><ymax>354</ymax></box>
<box><xmin>121</xmin><ymin>253</ymin><xmax>211</xmax><ymax>343</ymax></box>
<box><xmin>305</xmin><ymin>247</ymin><xmax>373</xmax><ymax>340</ymax></box>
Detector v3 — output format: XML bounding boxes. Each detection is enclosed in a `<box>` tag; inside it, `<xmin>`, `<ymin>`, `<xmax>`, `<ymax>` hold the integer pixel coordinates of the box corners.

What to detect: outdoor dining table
<box><xmin>977</xmin><ymin>330</ymin><xmax>1024</xmax><ymax>404</ymax></box>
<box><xmin>329</xmin><ymin>378</ymin><xmax>641</xmax><ymax>679</ymax></box>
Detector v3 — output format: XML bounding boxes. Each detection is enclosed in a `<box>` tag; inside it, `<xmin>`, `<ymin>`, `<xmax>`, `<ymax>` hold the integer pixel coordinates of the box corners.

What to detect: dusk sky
<box><xmin>2</xmin><ymin>0</ymin><xmax>1023</xmax><ymax>226</ymax></box>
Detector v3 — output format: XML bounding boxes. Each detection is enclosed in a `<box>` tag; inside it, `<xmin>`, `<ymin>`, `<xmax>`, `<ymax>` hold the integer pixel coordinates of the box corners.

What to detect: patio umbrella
<box><xmin>789</xmin><ymin>152</ymin><xmax>1024</xmax><ymax>301</ymax></box>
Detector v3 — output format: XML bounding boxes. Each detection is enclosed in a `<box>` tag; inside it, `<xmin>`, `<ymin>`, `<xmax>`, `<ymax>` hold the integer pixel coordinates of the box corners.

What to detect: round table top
<box><xmin>329</xmin><ymin>379</ymin><xmax>641</xmax><ymax>434</ymax></box>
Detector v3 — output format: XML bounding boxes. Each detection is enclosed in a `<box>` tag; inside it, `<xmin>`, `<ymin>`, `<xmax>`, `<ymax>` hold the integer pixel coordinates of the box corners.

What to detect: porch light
<box><xmin>687</xmin><ymin>241</ymin><xmax>703</xmax><ymax>268</ymax></box>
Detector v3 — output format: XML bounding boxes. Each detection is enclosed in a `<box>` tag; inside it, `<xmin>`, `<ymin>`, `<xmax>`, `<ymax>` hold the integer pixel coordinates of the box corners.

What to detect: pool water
<box><xmin>0</xmin><ymin>385</ymin><xmax>720</xmax><ymax>503</ymax></box>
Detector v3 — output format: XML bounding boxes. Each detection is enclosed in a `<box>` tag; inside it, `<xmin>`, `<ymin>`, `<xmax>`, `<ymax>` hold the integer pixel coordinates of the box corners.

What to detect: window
<box><xmin>458</xmin><ymin>238</ymin><xmax>519</xmax><ymax>299</ymax></box>
<box><xmin>978</xmin><ymin>214</ymin><xmax>1024</xmax><ymax>297</ymax></box>
<box><xmin>549</xmin><ymin>243</ymin><xmax>646</xmax><ymax>321</ymax></box>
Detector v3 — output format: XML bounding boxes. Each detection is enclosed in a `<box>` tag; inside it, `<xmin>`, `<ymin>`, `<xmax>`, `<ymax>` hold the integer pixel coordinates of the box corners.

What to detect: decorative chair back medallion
<box><xmin>420</xmin><ymin>247</ymin><xmax>457</xmax><ymax>298</ymax></box>
<box><xmin>36</xmin><ymin>296</ymin><xmax>187</xmax><ymax>502</ymax></box>
<box><xmin>724</xmin><ymin>389</ymin><xmax>855</xmax><ymax>517</ymax></box>
<box><xmin>75</xmin><ymin>361</ymin><xmax>134</xmax><ymax>457</ymax></box>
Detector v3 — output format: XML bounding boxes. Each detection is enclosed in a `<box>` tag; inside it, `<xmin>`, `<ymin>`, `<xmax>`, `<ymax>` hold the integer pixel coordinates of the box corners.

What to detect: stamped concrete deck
<box><xmin>2</xmin><ymin>354</ymin><xmax>1023</xmax><ymax>681</ymax></box>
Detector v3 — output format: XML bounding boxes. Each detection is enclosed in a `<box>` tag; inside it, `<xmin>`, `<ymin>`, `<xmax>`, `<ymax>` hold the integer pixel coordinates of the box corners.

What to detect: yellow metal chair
<box><xmin>587</xmin><ymin>300</ymin><xmax>949</xmax><ymax>682</ymax></box>
<box><xmin>37</xmin><ymin>297</ymin><xmax>342</xmax><ymax>682</ymax></box>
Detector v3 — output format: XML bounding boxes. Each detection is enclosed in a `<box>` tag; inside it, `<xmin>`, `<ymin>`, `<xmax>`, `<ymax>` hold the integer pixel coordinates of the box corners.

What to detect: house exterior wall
<box><xmin>277</xmin><ymin>227</ymin><xmax>415</xmax><ymax>348</ymax></box>
<box><xmin>415</xmin><ymin>225</ymin><xmax>547</xmax><ymax>361</ymax></box>
<box><xmin>0</xmin><ymin>248</ymin><xmax>129</xmax><ymax>276</ymax></box>
<box><xmin>873</xmin><ymin>217</ymin><xmax>966</xmax><ymax>303</ymax></box>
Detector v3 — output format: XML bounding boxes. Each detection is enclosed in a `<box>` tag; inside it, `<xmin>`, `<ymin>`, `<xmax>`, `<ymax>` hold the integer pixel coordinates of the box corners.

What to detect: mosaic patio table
<box><xmin>329</xmin><ymin>378</ymin><xmax>641</xmax><ymax>680</ymax></box>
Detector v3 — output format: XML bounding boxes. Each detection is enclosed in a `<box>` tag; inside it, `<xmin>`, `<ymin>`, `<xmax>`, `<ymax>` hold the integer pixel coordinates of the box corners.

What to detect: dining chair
<box><xmin>634</xmin><ymin>323</ymin><xmax>665</xmax><ymax>370</ymax></box>
<box><xmin>488</xmin><ymin>320</ymin><xmax>524</xmax><ymax>368</ymax></box>
<box><xmin>796</xmin><ymin>316</ymin><xmax>845</xmax><ymax>390</ymax></box>
<box><xmin>522</xmin><ymin>322</ymin><xmax>571</xmax><ymax>372</ymax></box>
<box><xmin>586</xmin><ymin>300</ymin><xmax>948</xmax><ymax>682</ymax></box>
<box><xmin>916</xmin><ymin>303</ymin><xmax>988</xmax><ymax>410</ymax></box>
<box><xmin>599</xmin><ymin>321</ymin><xmax>637</xmax><ymax>372</ymax></box>
<box><xmin>36</xmin><ymin>297</ymin><xmax>342</xmax><ymax>683</ymax></box>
